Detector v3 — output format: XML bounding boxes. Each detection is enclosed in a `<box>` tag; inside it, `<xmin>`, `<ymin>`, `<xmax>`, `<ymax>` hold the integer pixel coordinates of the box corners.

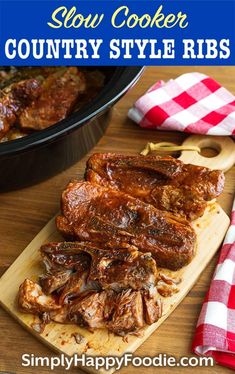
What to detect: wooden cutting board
<box><xmin>0</xmin><ymin>135</ymin><xmax>234</xmax><ymax>374</ymax></box>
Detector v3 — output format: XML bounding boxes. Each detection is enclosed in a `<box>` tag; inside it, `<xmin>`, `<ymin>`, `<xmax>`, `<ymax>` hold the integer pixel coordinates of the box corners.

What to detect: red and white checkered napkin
<box><xmin>128</xmin><ymin>72</ymin><xmax>235</xmax><ymax>135</ymax></box>
<box><xmin>192</xmin><ymin>199</ymin><xmax>235</xmax><ymax>369</ymax></box>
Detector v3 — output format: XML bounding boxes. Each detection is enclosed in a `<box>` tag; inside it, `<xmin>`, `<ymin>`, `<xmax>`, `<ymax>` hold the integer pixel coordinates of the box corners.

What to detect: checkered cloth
<box><xmin>128</xmin><ymin>72</ymin><xmax>235</xmax><ymax>135</ymax></box>
<box><xmin>192</xmin><ymin>199</ymin><xmax>235</xmax><ymax>369</ymax></box>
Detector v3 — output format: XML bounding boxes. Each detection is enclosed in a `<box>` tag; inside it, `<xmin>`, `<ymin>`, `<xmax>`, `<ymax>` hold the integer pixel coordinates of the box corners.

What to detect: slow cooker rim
<box><xmin>0</xmin><ymin>66</ymin><xmax>144</xmax><ymax>157</ymax></box>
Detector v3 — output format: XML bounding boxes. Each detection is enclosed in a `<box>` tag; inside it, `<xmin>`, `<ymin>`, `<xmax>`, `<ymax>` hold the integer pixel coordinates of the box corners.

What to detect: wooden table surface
<box><xmin>0</xmin><ymin>66</ymin><xmax>235</xmax><ymax>374</ymax></box>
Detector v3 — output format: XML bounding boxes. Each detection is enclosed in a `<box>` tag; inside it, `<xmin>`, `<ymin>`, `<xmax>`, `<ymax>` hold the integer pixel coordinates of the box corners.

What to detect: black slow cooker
<box><xmin>0</xmin><ymin>67</ymin><xmax>144</xmax><ymax>191</ymax></box>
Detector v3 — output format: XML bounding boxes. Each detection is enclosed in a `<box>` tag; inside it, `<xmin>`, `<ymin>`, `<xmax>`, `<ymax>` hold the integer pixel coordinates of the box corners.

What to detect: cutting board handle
<box><xmin>179</xmin><ymin>135</ymin><xmax>235</xmax><ymax>172</ymax></box>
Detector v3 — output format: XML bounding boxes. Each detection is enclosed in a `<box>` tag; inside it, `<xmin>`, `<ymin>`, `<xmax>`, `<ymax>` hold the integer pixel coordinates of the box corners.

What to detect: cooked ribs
<box><xmin>19</xmin><ymin>67</ymin><xmax>86</xmax><ymax>130</ymax></box>
<box><xmin>40</xmin><ymin>241</ymin><xmax>158</xmax><ymax>293</ymax></box>
<box><xmin>143</xmin><ymin>293</ymin><xmax>162</xmax><ymax>325</ymax></box>
<box><xmin>86</xmin><ymin>153</ymin><xmax>225</xmax><ymax>220</ymax></box>
<box><xmin>0</xmin><ymin>79</ymin><xmax>42</xmax><ymax>139</ymax></box>
<box><xmin>39</xmin><ymin>270</ymin><xmax>73</xmax><ymax>295</ymax></box>
<box><xmin>18</xmin><ymin>279</ymin><xmax>61</xmax><ymax>314</ymax></box>
<box><xmin>0</xmin><ymin>67</ymin><xmax>106</xmax><ymax>142</ymax></box>
<box><xmin>19</xmin><ymin>241</ymin><xmax>171</xmax><ymax>336</ymax></box>
<box><xmin>69</xmin><ymin>290</ymin><xmax>113</xmax><ymax>329</ymax></box>
<box><xmin>56</xmin><ymin>181</ymin><xmax>196</xmax><ymax>270</ymax></box>
<box><xmin>107</xmin><ymin>289</ymin><xmax>144</xmax><ymax>335</ymax></box>
<box><xmin>19</xmin><ymin>152</ymin><xmax>224</xmax><ymax>336</ymax></box>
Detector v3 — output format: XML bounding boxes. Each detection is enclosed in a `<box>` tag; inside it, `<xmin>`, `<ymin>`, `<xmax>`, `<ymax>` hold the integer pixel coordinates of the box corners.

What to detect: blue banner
<box><xmin>0</xmin><ymin>0</ymin><xmax>234</xmax><ymax>65</ymax></box>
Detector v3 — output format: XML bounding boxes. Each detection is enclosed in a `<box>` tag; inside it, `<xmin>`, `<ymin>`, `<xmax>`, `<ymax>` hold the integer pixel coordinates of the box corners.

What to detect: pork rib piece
<box><xmin>86</xmin><ymin>153</ymin><xmax>225</xmax><ymax>221</ymax></box>
<box><xmin>56</xmin><ymin>181</ymin><xmax>196</xmax><ymax>270</ymax></box>
<box><xmin>19</xmin><ymin>67</ymin><xmax>86</xmax><ymax>130</ymax></box>
<box><xmin>40</xmin><ymin>241</ymin><xmax>158</xmax><ymax>294</ymax></box>
<box><xmin>18</xmin><ymin>279</ymin><xmax>60</xmax><ymax>314</ymax></box>
<box><xmin>19</xmin><ymin>242</ymin><xmax>164</xmax><ymax>336</ymax></box>
<box><xmin>107</xmin><ymin>289</ymin><xmax>144</xmax><ymax>336</ymax></box>
<box><xmin>68</xmin><ymin>290</ymin><xmax>114</xmax><ymax>330</ymax></box>
<box><xmin>0</xmin><ymin>79</ymin><xmax>42</xmax><ymax>139</ymax></box>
